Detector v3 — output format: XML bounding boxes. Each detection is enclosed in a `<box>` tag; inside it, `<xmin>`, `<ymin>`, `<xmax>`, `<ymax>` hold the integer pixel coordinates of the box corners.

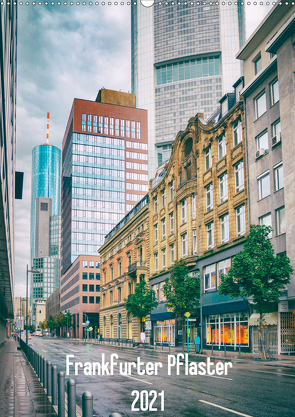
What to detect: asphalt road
<box><xmin>29</xmin><ymin>337</ymin><xmax>295</xmax><ymax>417</ymax></box>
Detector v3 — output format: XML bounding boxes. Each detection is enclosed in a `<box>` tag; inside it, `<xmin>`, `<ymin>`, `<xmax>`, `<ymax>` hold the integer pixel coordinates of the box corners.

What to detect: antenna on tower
<box><xmin>46</xmin><ymin>112</ymin><xmax>50</xmax><ymax>145</ymax></box>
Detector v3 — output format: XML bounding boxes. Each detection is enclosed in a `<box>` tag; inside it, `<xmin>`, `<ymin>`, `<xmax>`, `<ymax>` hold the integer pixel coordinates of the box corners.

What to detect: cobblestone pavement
<box><xmin>0</xmin><ymin>339</ymin><xmax>56</xmax><ymax>417</ymax></box>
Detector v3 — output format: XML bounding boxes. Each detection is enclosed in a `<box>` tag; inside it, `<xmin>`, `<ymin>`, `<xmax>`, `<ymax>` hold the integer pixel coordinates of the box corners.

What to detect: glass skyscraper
<box><xmin>30</xmin><ymin>144</ymin><xmax>61</xmax><ymax>321</ymax></box>
<box><xmin>131</xmin><ymin>3</ymin><xmax>245</xmax><ymax>176</ymax></box>
<box><xmin>61</xmin><ymin>90</ymin><xmax>148</xmax><ymax>275</ymax></box>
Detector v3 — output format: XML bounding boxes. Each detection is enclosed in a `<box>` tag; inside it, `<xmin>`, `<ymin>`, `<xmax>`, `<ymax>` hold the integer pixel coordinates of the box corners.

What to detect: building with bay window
<box><xmin>149</xmin><ymin>77</ymin><xmax>250</xmax><ymax>350</ymax></box>
<box><xmin>237</xmin><ymin>3</ymin><xmax>295</xmax><ymax>354</ymax></box>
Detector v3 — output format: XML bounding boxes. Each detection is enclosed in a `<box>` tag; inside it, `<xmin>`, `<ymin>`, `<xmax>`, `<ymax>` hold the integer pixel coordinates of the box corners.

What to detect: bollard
<box><xmin>40</xmin><ymin>356</ymin><xmax>43</xmax><ymax>385</ymax></box>
<box><xmin>43</xmin><ymin>358</ymin><xmax>47</xmax><ymax>391</ymax></box>
<box><xmin>47</xmin><ymin>361</ymin><xmax>52</xmax><ymax>397</ymax></box>
<box><xmin>58</xmin><ymin>371</ymin><xmax>65</xmax><ymax>417</ymax></box>
<box><xmin>67</xmin><ymin>379</ymin><xmax>76</xmax><ymax>417</ymax></box>
<box><xmin>52</xmin><ymin>365</ymin><xmax>58</xmax><ymax>406</ymax></box>
<box><xmin>82</xmin><ymin>391</ymin><xmax>93</xmax><ymax>417</ymax></box>
<box><xmin>224</xmin><ymin>343</ymin><xmax>227</xmax><ymax>357</ymax></box>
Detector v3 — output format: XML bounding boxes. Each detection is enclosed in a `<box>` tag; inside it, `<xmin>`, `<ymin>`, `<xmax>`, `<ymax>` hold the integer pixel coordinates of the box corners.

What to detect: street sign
<box><xmin>188</xmin><ymin>318</ymin><xmax>196</xmax><ymax>321</ymax></box>
<box><xmin>199</xmin><ymin>323</ymin><xmax>202</xmax><ymax>327</ymax></box>
<box><xmin>184</xmin><ymin>312</ymin><xmax>190</xmax><ymax>318</ymax></box>
<box><xmin>85</xmin><ymin>320</ymin><xmax>90</xmax><ymax>326</ymax></box>
<box><xmin>145</xmin><ymin>320</ymin><xmax>152</xmax><ymax>330</ymax></box>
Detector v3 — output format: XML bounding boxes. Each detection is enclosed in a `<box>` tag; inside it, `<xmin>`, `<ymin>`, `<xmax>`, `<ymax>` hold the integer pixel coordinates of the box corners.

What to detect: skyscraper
<box><xmin>131</xmin><ymin>3</ymin><xmax>246</xmax><ymax>176</ymax></box>
<box><xmin>0</xmin><ymin>3</ymin><xmax>17</xmax><ymax>343</ymax></box>
<box><xmin>61</xmin><ymin>89</ymin><xmax>148</xmax><ymax>275</ymax></box>
<box><xmin>30</xmin><ymin>144</ymin><xmax>61</xmax><ymax>322</ymax></box>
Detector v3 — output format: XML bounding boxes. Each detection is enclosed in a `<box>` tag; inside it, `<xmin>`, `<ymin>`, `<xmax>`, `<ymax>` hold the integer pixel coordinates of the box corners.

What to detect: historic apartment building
<box><xmin>237</xmin><ymin>3</ymin><xmax>295</xmax><ymax>354</ymax></box>
<box><xmin>149</xmin><ymin>77</ymin><xmax>250</xmax><ymax>350</ymax></box>
<box><xmin>60</xmin><ymin>255</ymin><xmax>100</xmax><ymax>338</ymax></box>
<box><xmin>99</xmin><ymin>195</ymin><xmax>149</xmax><ymax>342</ymax></box>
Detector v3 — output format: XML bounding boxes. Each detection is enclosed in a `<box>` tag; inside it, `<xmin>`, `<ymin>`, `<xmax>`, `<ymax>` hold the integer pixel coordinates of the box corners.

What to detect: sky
<box><xmin>14</xmin><ymin>3</ymin><xmax>273</xmax><ymax>297</ymax></box>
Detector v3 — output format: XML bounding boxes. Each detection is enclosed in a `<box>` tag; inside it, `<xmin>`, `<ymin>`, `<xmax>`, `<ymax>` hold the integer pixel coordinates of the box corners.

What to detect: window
<box><xmin>221</xmin><ymin>99</ymin><xmax>228</xmax><ymax>116</ymax></box>
<box><xmin>205</xmin><ymin>148</ymin><xmax>212</xmax><ymax>171</ymax></box>
<box><xmin>82</xmin><ymin>113</ymin><xmax>86</xmax><ymax>131</ymax></box>
<box><xmin>218</xmin><ymin>135</ymin><xmax>226</xmax><ymax>159</ymax></box>
<box><xmin>254</xmin><ymin>55</ymin><xmax>262</xmax><ymax>74</ymax></box>
<box><xmin>192</xmin><ymin>194</ymin><xmax>196</xmax><ymax>218</ymax></box>
<box><xmin>162</xmin><ymin>218</ymin><xmax>166</xmax><ymax>239</ymax></box>
<box><xmin>89</xmin><ymin>284</ymin><xmax>94</xmax><ymax>292</ymax></box>
<box><xmin>103</xmin><ymin>271</ymin><xmax>106</xmax><ymax>284</ymax></box>
<box><xmin>181</xmin><ymin>199</ymin><xmax>187</xmax><ymax>223</ymax></box>
<box><xmin>155</xmin><ymin>253</ymin><xmax>158</xmax><ymax>272</ymax></box>
<box><xmin>118</xmin><ymin>287</ymin><xmax>122</xmax><ymax>302</ymax></box>
<box><xmin>96</xmin><ymin>285</ymin><xmax>100</xmax><ymax>292</ymax></box>
<box><xmin>272</xmin><ymin>119</ymin><xmax>281</xmax><ymax>136</ymax></box>
<box><xmin>255</xmin><ymin>92</ymin><xmax>266</xmax><ymax>119</ymax></box>
<box><xmin>258</xmin><ymin>172</ymin><xmax>270</xmax><ymax>200</ymax></box>
<box><xmin>206</xmin><ymin>183</ymin><xmax>213</xmax><ymax>211</ymax></box>
<box><xmin>182</xmin><ymin>233</ymin><xmax>187</xmax><ymax>257</ymax></box>
<box><xmin>236</xmin><ymin>205</ymin><xmax>246</xmax><ymax>236</ymax></box>
<box><xmin>161</xmin><ymin>189</ymin><xmax>165</xmax><ymax>207</ymax></box>
<box><xmin>234</xmin><ymin>161</ymin><xmax>244</xmax><ymax>193</ymax></box>
<box><xmin>96</xmin><ymin>297</ymin><xmax>100</xmax><ymax>304</ymax></box>
<box><xmin>137</xmin><ymin>121</ymin><xmax>141</xmax><ymax>139</ymax></box>
<box><xmin>257</xmin><ymin>131</ymin><xmax>268</xmax><ymax>151</ymax></box>
<box><xmin>162</xmin><ymin>249</ymin><xmax>166</xmax><ymax>268</ymax></box>
<box><xmin>193</xmin><ymin>230</ymin><xmax>197</xmax><ymax>255</ymax></box>
<box><xmin>119</xmin><ymin>262</ymin><xmax>122</xmax><ymax>276</ymax></box>
<box><xmin>103</xmin><ymin>294</ymin><xmax>106</xmax><ymax>306</ymax></box>
<box><xmin>83</xmin><ymin>296</ymin><xmax>87</xmax><ymax>303</ymax></box>
<box><xmin>154</xmin><ymin>224</ymin><xmax>158</xmax><ymax>243</ymax></box>
<box><xmin>274</xmin><ymin>163</ymin><xmax>284</xmax><ymax>191</ymax></box>
<box><xmin>83</xmin><ymin>284</ymin><xmax>87</xmax><ymax>291</ymax></box>
<box><xmin>219</xmin><ymin>172</ymin><xmax>228</xmax><ymax>203</ymax></box>
<box><xmin>204</xmin><ymin>264</ymin><xmax>216</xmax><ymax>291</ymax></box>
<box><xmin>96</xmin><ymin>273</ymin><xmax>100</xmax><ymax>280</ymax></box>
<box><xmin>170</xmin><ymin>244</ymin><xmax>174</xmax><ymax>264</ymax></box>
<box><xmin>111</xmin><ymin>267</ymin><xmax>114</xmax><ymax>280</ymax></box>
<box><xmin>169</xmin><ymin>182</ymin><xmax>173</xmax><ymax>200</ymax></box>
<box><xmin>82</xmin><ymin>272</ymin><xmax>87</xmax><ymax>280</ymax></box>
<box><xmin>207</xmin><ymin>222</ymin><xmax>214</xmax><ymax>249</ymax></box>
<box><xmin>169</xmin><ymin>212</ymin><xmax>174</xmax><ymax>234</ymax></box>
<box><xmin>96</xmin><ymin>261</ymin><xmax>100</xmax><ymax>268</ymax></box>
<box><xmin>217</xmin><ymin>259</ymin><xmax>231</xmax><ymax>287</ymax></box>
<box><xmin>83</xmin><ymin>260</ymin><xmax>88</xmax><ymax>268</ymax></box>
<box><xmin>220</xmin><ymin>214</ymin><xmax>229</xmax><ymax>243</ymax></box>
<box><xmin>89</xmin><ymin>296</ymin><xmax>94</xmax><ymax>304</ymax></box>
<box><xmin>89</xmin><ymin>261</ymin><xmax>94</xmax><ymax>268</ymax></box>
<box><xmin>233</xmin><ymin>120</ymin><xmax>242</xmax><ymax>147</ymax></box>
<box><xmin>276</xmin><ymin>207</ymin><xmax>286</xmax><ymax>235</ymax></box>
<box><xmin>259</xmin><ymin>213</ymin><xmax>272</xmax><ymax>238</ymax></box>
<box><xmin>110</xmin><ymin>291</ymin><xmax>113</xmax><ymax>304</ymax></box>
<box><xmin>271</xmin><ymin>79</ymin><xmax>279</xmax><ymax>105</ymax></box>
<box><xmin>89</xmin><ymin>273</ymin><xmax>94</xmax><ymax>280</ymax></box>
<box><xmin>154</xmin><ymin>196</ymin><xmax>158</xmax><ymax>213</ymax></box>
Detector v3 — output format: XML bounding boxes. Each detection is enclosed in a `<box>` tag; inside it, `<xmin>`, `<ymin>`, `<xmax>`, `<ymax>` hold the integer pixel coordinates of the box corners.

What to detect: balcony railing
<box><xmin>127</xmin><ymin>261</ymin><xmax>147</xmax><ymax>273</ymax></box>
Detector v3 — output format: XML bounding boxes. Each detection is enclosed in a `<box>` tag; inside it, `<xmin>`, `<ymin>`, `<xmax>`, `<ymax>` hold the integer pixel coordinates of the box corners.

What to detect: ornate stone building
<box><xmin>149</xmin><ymin>77</ymin><xmax>250</xmax><ymax>350</ymax></box>
<box><xmin>99</xmin><ymin>196</ymin><xmax>149</xmax><ymax>342</ymax></box>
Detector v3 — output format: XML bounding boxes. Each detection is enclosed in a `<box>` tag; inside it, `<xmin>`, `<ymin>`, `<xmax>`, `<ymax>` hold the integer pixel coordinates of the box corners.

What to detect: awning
<box><xmin>248</xmin><ymin>312</ymin><xmax>278</xmax><ymax>326</ymax></box>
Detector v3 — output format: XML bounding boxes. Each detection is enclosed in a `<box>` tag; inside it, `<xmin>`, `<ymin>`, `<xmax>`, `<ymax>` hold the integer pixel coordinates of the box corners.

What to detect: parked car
<box><xmin>35</xmin><ymin>329</ymin><xmax>43</xmax><ymax>337</ymax></box>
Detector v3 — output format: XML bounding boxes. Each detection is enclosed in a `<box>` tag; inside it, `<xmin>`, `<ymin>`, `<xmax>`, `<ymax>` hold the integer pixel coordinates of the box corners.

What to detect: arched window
<box><xmin>110</xmin><ymin>315</ymin><xmax>114</xmax><ymax>338</ymax></box>
<box><xmin>103</xmin><ymin>316</ymin><xmax>106</xmax><ymax>337</ymax></box>
<box><xmin>128</xmin><ymin>312</ymin><xmax>132</xmax><ymax>340</ymax></box>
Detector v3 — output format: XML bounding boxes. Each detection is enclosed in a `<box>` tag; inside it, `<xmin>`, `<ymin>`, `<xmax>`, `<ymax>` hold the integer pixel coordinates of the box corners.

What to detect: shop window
<box><xmin>206</xmin><ymin>312</ymin><xmax>249</xmax><ymax>346</ymax></box>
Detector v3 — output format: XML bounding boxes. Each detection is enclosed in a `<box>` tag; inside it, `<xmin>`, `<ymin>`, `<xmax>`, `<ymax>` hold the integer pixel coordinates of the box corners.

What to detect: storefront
<box><xmin>206</xmin><ymin>312</ymin><xmax>249</xmax><ymax>349</ymax></box>
<box><xmin>154</xmin><ymin>319</ymin><xmax>175</xmax><ymax>346</ymax></box>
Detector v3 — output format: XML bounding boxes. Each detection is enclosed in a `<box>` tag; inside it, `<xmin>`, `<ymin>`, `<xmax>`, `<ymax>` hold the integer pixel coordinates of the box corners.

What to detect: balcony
<box><xmin>127</xmin><ymin>261</ymin><xmax>147</xmax><ymax>274</ymax></box>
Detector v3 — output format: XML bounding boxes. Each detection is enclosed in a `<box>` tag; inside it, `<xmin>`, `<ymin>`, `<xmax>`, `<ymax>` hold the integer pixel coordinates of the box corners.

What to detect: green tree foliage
<box><xmin>218</xmin><ymin>224</ymin><xmax>293</xmax><ymax>359</ymax></box>
<box><xmin>163</xmin><ymin>259</ymin><xmax>200</xmax><ymax>323</ymax></box>
<box><xmin>124</xmin><ymin>280</ymin><xmax>158</xmax><ymax>331</ymax></box>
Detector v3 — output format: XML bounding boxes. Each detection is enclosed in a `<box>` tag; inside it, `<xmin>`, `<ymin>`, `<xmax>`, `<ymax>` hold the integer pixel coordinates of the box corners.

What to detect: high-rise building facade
<box><xmin>0</xmin><ymin>4</ymin><xmax>17</xmax><ymax>343</ymax></box>
<box><xmin>61</xmin><ymin>89</ymin><xmax>148</xmax><ymax>275</ymax></box>
<box><xmin>131</xmin><ymin>3</ymin><xmax>245</xmax><ymax>176</ymax></box>
<box><xmin>30</xmin><ymin>145</ymin><xmax>61</xmax><ymax>323</ymax></box>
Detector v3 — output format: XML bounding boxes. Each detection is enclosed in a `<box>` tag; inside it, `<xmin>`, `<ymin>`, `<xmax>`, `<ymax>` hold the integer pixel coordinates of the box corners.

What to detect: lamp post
<box><xmin>26</xmin><ymin>265</ymin><xmax>39</xmax><ymax>346</ymax></box>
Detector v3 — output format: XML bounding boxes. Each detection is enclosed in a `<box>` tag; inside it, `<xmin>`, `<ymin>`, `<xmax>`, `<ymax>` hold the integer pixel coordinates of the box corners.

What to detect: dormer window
<box><xmin>221</xmin><ymin>98</ymin><xmax>228</xmax><ymax>117</ymax></box>
<box><xmin>235</xmin><ymin>82</ymin><xmax>243</xmax><ymax>102</ymax></box>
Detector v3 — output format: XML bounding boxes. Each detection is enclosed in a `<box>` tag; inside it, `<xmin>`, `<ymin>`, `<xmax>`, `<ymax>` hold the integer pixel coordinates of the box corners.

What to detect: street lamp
<box><xmin>26</xmin><ymin>265</ymin><xmax>39</xmax><ymax>346</ymax></box>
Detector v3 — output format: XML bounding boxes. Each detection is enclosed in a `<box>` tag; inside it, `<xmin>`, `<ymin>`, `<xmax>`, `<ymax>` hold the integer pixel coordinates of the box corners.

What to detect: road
<box><xmin>29</xmin><ymin>337</ymin><xmax>295</xmax><ymax>417</ymax></box>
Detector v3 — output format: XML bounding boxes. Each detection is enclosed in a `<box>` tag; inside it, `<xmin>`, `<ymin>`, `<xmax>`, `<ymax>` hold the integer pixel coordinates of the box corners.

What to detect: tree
<box><xmin>47</xmin><ymin>315</ymin><xmax>55</xmax><ymax>332</ymax></box>
<box><xmin>218</xmin><ymin>224</ymin><xmax>293</xmax><ymax>359</ymax></box>
<box><xmin>124</xmin><ymin>280</ymin><xmax>158</xmax><ymax>332</ymax></box>
<box><xmin>163</xmin><ymin>259</ymin><xmax>200</xmax><ymax>349</ymax></box>
<box><xmin>39</xmin><ymin>321</ymin><xmax>45</xmax><ymax>330</ymax></box>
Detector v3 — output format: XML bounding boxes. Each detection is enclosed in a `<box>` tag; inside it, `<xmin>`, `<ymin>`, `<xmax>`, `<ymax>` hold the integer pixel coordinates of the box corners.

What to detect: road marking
<box><xmin>250</xmin><ymin>369</ymin><xmax>295</xmax><ymax>378</ymax></box>
<box><xmin>204</xmin><ymin>374</ymin><xmax>232</xmax><ymax>380</ymax></box>
<box><xmin>199</xmin><ymin>400</ymin><xmax>252</xmax><ymax>417</ymax></box>
<box><xmin>67</xmin><ymin>349</ymin><xmax>79</xmax><ymax>352</ymax></box>
<box><xmin>121</xmin><ymin>374</ymin><xmax>153</xmax><ymax>385</ymax></box>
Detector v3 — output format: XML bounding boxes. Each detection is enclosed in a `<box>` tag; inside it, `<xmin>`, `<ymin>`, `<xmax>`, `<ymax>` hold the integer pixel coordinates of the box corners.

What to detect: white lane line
<box><xmin>199</xmin><ymin>400</ymin><xmax>252</xmax><ymax>417</ymax></box>
<box><xmin>250</xmin><ymin>369</ymin><xmax>295</xmax><ymax>378</ymax></box>
<box><xmin>123</xmin><ymin>374</ymin><xmax>153</xmax><ymax>385</ymax></box>
<box><xmin>204</xmin><ymin>374</ymin><xmax>232</xmax><ymax>380</ymax></box>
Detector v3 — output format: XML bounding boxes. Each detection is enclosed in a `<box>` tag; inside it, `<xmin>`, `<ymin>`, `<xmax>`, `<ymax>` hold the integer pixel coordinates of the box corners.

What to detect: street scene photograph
<box><xmin>0</xmin><ymin>1</ymin><xmax>295</xmax><ymax>416</ymax></box>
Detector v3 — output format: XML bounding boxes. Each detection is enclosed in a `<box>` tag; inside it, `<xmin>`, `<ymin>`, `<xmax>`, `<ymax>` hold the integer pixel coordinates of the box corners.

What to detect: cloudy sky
<box><xmin>15</xmin><ymin>3</ymin><xmax>272</xmax><ymax>297</ymax></box>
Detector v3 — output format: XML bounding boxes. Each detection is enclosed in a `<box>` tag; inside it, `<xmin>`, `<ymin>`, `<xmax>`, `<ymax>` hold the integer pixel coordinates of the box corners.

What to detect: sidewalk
<box><xmin>0</xmin><ymin>339</ymin><xmax>56</xmax><ymax>417</ymax></box>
